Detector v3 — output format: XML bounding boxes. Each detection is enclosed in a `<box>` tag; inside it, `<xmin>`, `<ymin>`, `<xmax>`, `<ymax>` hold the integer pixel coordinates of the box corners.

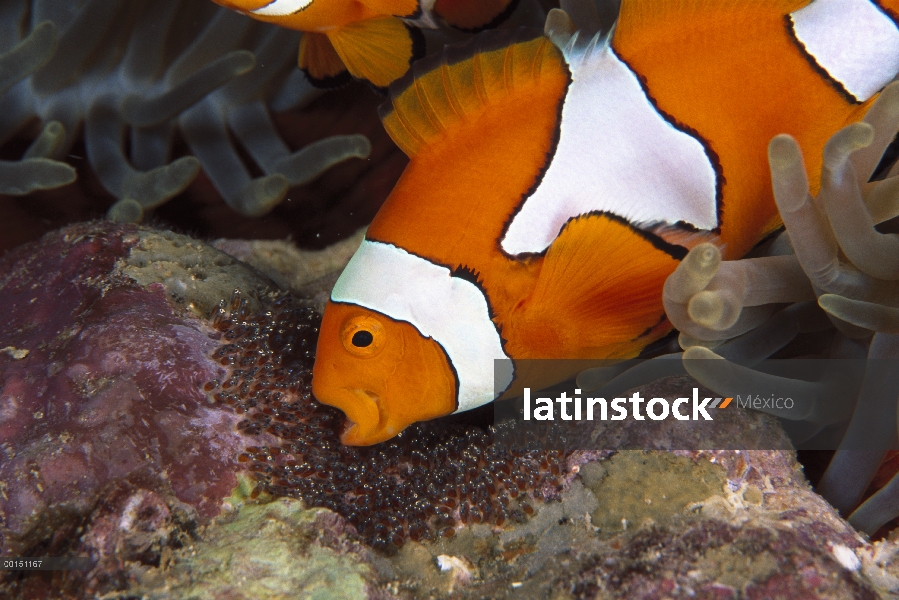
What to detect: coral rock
<box><xmin>0</xmin><ymin>221</ymin><xmax>286</xmax><ymax>596</ymax></box>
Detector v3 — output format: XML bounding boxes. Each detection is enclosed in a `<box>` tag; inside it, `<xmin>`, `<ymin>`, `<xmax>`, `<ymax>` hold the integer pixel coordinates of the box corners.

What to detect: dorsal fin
<box><xmin>379</xmin><ymin>28</ymin><xmax>566</xmax><ymax>156</ymax></box>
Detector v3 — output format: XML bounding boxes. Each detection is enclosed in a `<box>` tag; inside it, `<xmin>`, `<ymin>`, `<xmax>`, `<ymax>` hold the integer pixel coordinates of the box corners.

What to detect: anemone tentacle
<box><xmin>654</xmin><ymin>76</ymin><xmax>899</xmax><ymax>532</ymax></box>
<box><xmin>0</xmin><ymin>0</ymin><xmax>372</xmax><ymax>221</ymax></box>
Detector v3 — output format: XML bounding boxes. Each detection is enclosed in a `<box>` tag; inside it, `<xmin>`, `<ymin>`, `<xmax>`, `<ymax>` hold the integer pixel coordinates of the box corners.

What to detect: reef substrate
<box><xmin>4</xmin><ymin>222</ymin><xmax>899</xmax><ymax>599</ymax></box>
<box><xmin>0</xmin><ymin>220</ymin><xmax>311</xmax><ymax>596</ymax></box>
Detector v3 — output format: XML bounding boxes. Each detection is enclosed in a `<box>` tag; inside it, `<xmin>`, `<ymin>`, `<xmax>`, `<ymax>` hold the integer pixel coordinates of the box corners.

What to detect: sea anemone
<box><xmin>656</xmin><ymin>81</ymin><xmax>899</xmax><ymax>535</ymax></box>
<box><xmin>0</xmin><ymin>0</ymin><xmax>371</xmax><ymax>222</ymax></box>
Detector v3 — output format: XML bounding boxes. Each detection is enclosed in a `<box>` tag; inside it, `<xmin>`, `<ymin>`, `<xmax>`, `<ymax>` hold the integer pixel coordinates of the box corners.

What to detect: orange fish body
<box><xmin>210</xmin><ymin>0</ymin><xmax>519</xmax><ymax>87</ymax></box>
<box><xmin>313</xmin><ymin>0</ymin><xmax>899</xmax><ymax>444</ymax></box>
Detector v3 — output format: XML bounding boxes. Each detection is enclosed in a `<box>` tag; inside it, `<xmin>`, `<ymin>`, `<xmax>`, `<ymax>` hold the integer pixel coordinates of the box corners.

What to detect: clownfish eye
<box><xmin>341</xmin><ymin>314</ymin><xmax>386</xmax><ymax>357</ymax></box>
<box><xmin>352</xmin><ymin>330</ymin><xmax>373</xmax><ymax>347</ymax></box>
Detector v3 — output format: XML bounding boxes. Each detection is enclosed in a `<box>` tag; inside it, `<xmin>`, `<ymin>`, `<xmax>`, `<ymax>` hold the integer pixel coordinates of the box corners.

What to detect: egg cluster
<box><xmin>205</xmin><ymin>291</ymin><xmax>567</xmax><ymax>553</ymax></box>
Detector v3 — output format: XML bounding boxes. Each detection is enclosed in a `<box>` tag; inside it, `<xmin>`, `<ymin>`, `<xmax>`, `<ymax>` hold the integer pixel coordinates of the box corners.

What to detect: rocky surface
<box><xmin>0</xmin><ymin>222</ymin><xmax>293</xmax><ymax>597</ymax></box>
<box><xmin>3</xmin><ymin>222</ymin><xmax>899</xmax><ymax>599</ymax></box>
<box><xmin>211</xmin><ymin>227</ymin><xmax>365</xmax><ymax>313</ymax></box>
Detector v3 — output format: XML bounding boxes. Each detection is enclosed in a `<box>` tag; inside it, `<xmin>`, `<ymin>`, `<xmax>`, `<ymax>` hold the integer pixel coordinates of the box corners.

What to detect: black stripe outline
<box><xmin>340</xmin><ymin>237</ymin><xmax>516</xmax><ymax>404</ymax></box>
<box><xmin>632</xmin><ymin>313</ymin><xmax>669</xmax><ymax>343</ymax></box>
<box><xmin>254</xmin><ymin>0</ymin><xmax>313</xmax><ymax>16</ymax></box>
<box><xmin>495</xmin><ymin>43</ymin><xmax>572</xmax><ymax>262</ymax></box>
<box><xmin>615</xmin><ymin>49</ymin><xmax>725</xmax><ymax>235</ymax></box>
<box><xmin>498</xmin><ymin>46</ymin><xmax>716</xmax><ymax>261</ymax></box>
<box><xmin>301</xmin><ymin>67</ymin><xmax>353</xmax><ymax>89</ymax></box>
<box><xmin>559</xmin><ymin>211</ymin><xmax>690</xmax><ymax>260</ymax></box>
<box><xmin>784</xmin><ymin>13</ymin><xmax>861</xmax><ymax>104</ymax></box>
<box><xmin>872</xmin><ymin>0</ymin><xmax>899</xmax><ymax>29</ymax></box>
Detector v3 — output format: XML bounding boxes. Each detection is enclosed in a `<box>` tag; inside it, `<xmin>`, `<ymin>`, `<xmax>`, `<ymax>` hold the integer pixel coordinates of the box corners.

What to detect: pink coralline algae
<box><xmin>0</xmin><ymin>221</ymin><xmax>288</xmax><ymax>581</ymax></box>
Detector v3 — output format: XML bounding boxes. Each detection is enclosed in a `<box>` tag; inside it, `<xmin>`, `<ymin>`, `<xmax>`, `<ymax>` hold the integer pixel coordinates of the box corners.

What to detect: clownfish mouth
<box><xmin>338</xmin><ymin>388</ymin><xmax>384</xmax><ymax>444</ymax></box>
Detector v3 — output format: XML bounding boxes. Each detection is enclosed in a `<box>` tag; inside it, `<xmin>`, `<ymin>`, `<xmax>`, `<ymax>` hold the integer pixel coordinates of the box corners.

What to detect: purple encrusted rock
<box><xmin>0</xmin><ymin>222</ymin><xmax>288</xmax><ymax>583</ymax></box>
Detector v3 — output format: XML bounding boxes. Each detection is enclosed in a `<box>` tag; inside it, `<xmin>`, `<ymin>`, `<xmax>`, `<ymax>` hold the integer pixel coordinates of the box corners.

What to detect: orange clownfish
<box><xmin>210</xmin><ymin>0</ymin><xmax>519</xmax><ymax>87</ymax></box>
<box><xmin>312</xmin><ymin>0</ymin><xmax>899</xmax><ymax>445</ymax></box>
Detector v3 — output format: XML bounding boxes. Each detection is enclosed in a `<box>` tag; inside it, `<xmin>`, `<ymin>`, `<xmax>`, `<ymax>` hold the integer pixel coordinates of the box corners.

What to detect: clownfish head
<box><xmin>312</xmin><ymin>301</ymin><xmax>458</xmax><ymax>446</ymax></box>
<box><xmin>311</xmin><ymin>239</ymin><xmax>513</xmax><ymax>446</ymax></box>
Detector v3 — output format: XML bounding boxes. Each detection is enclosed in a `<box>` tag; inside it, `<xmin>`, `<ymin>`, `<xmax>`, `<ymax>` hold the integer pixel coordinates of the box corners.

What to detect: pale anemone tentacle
<box><xmin>576</xmin><ymin>353</ymin><xmax>686</xmax><ymax>396</ymax></box>
<box><xmin>681</xmin><ymin>345</ymin><xmax>857</xmax><ymax>426</ymax></box>
<box><xmin>663</xmin><ymin>244</ymin><xmax>815</xmax><ymax>340</ymax></box>
<box><xmin>681</xmin><ymin>301</ymin><xmax>831</xmax><ymax>363</ymax></box>
<box><xmin>768</xmin><ymin>133</ymin><xmax>893</xmax><ymax>338</ymax></box>
<box><xmin>817</xmin><ymin>333</ymin><xmax>899</xmax><ymax>518</ymax></box>
<box><xmin>669</xmin><ymin>94</ymin><xmax>899</xmax><ymax>521</ymax></box>
<box><xmin>850</xmin><ymin>455</ymin><xmax>899</xmax><ymax>534</ymax></box>
<box><xmin>821</xmin><ymin>122</ymin><xmax>899</xmax><ymax>281</ymax></box>
<box><xmin>0</xmin><ymin>21</ymin><xmax>56</xmax><ymax>97</ymax></box>
<box><xmin>0</xmin><ymin>20</ymin><xmax>75</xmax><ymax>195</ymax></box>
<box><xmin>819</xmin><ymin>294</ymin><xmax>899</xmax><ymax>334</ymax></box>
<box><xmin>86</xmin><ymin>99</ymin><xmax>201</xmax><ymax>215</ymax></box>
<box><xmin>847</xmin><ymin>336</ymin><xmax>899</xmax><ymax>535</ymax></box>
<box><xmin>23</xmin><ymin>120</ymin><xmax>65</xmax><ymax>160</ymax></box>
<box><xmin>0</xmin><ymin>0</ymin><xmax>374</xmax><ymax>221</ymax></box>
<box><xmin>226</xmin><ymin>102</ymin><xmax>372</xmax><ymax>187</ymax></box>
<box><xmin>544</xmin><ymin>8</ymin><xmax>577</xmax><ymax>51</ymax></box>
<box><xmin>863</xmin><ymin>175</ymin><xmax>899</xmax><ymax>223</ymax></box>
<box><xmin>768</xmin><ymin>134</ymin><xmax>867</xmax><ymax>306</ymax></box>
<box><xmin>122</xmin><ymin>50</ymin><xmax>257</xmax><ymax>128</ymax></box>
<box><xmin>852</xmin><ymin>80</ymin><xmax>899</xmax><ymax>183</ymax></box>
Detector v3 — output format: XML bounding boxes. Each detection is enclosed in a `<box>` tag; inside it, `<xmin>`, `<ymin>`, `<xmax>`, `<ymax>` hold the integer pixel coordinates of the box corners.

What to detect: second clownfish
<box><xmin>312</xmin><ymin>0</ymin><xmax>899</xmax><ymax>445</ymax></box>
<box><xmin>210</xmin><ymin>0</ymin><xmax>520</xmax><ymax>87</ymax></box>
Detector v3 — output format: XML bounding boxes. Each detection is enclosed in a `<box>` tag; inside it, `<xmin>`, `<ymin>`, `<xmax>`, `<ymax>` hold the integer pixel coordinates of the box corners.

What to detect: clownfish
<box><xmin>312</xmin><ymin>0</ymin><xmax>899</xmax><ymax>445</ymax></box>
<box><xmin>209</xmin><ymin>0</ymin><xmax>519</xmax><ymax>87</ymax></box>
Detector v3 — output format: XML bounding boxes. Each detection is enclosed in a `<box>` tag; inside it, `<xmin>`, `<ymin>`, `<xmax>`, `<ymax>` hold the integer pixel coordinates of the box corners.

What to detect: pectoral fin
<box><xmin>516</xmin><ymin>213</ymin><xmax>685</xmax><ymax>359</ymax></box>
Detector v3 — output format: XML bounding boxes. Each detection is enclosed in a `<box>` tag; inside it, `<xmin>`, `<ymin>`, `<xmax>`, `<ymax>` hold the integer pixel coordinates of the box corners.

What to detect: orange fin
<box><xmin>327</xmin><ymin>17</ymin><xmax>424</xmax><ymax>88</ymax></box>
<box><xmin>379</xmin><ymin>28</ymin><xmax>567</xmax><ymax>156</ymax></box>
<box><xmin>360</xmin><ymin>0</ymin><xmax>420</xmax><ymax>18</ymax></box>
<box><xmin>434</xmin><ymin>0</ymin><xmax>519</xmax><ymax>31</ymax></box>
<box><xmin>520</xmin><ymin>213</ymin><xmax>685</xmax><ymax>359</ymax></box>
<box><xmin>298</xmin><ymin>32</ymin><xmax>351</xmax><ymax>88</ymax></box>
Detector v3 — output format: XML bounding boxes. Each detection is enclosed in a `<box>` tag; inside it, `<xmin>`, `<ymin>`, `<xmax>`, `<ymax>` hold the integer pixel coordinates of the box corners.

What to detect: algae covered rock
<box><xmin>5</xmin><ymin>222</ymin><xmax>899</xmax><ymax>599</ymax></box>
<box><xmin>131</xmin><ymin>497</ymin><xmax>385</xmax><ymax>600</ymax></box>
<box><xmin>0</xmin><ymin>221</ymin><xmax>302</xmax><ymax>597</ymax></box>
